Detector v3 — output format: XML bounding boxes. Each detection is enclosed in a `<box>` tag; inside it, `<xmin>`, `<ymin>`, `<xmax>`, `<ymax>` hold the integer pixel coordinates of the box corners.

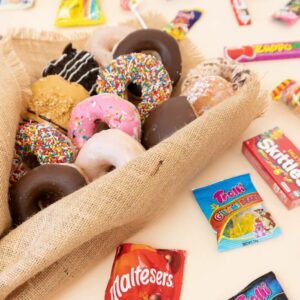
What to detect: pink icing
<box><xmin>68</xmin><ymin>94</ymin><xmax>141</xmax><ymax>148</ymax></box>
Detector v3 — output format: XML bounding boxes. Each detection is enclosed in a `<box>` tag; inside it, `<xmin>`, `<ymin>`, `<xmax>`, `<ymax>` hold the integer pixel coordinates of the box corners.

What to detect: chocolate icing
<box><xmin>9</xmin><ymin>164</ymin><xmax>87</xmax><ymax>225</ymax></box>
<box><xmin>142</xmin><ymin>96</ymin><xmax>196</xmax><ymax>149</ymax></box>
<box><xmin>42</xmin><ymin>43</ymin><xmax>100</xmax><ymax>95</ymax></box>
<box><xmin>113</xmin><ymin>29</ymin><xmax>182</xmax><ymax>86</ymax></box>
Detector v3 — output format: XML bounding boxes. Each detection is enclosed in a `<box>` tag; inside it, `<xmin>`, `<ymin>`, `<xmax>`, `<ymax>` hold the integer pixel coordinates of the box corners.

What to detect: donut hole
<box><xmin>23</xmin><ymin>153</ymin><xmax>40</xmax><ymax>169</ymax></box>
<box><xmin>126</xmin><ymin>50</ymin><xmax>162</xmax><ymax>104</ymax></box>
<box><xmin>94</xmin><ymin>119</ymin><xmax>110</xmax><ymax>134</ymax></box>
<box><xmin>37</xmin><ymin>190</ymin><xmax>62</xmax><ymax>210</ymax></box>
<box><xmin>127</xmin><ymin>83</ymin><xmax>143</xmax><ymax>106</ymax></box>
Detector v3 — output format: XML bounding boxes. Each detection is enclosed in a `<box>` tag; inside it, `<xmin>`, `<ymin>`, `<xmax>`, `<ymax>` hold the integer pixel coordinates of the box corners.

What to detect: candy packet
<box><xmin>0</xmin><ymin>0</ymin><xmax>34</xmax><ymax>10</ymax></box>
<box><xmin>224</xmin><ymin>41</ymin><xmax>300</xmax><ymax>62</ymax></box>
<box><xmin>55</xmin><ymin>0</ymin><xmax>105</xmax><ymax>27</ymax></box>
<box><xmin>273</xmin><ymin>0</ymin><xmax>300</xmax><ymax>26</ymax></box>
<box><xmin>272</xmin><ymin>79</ymin><xmax>300</xmax><ymax>115</ymax></box>
<box><xmin>243</xmin><ymin>127</ymin><xmax>300</xmax><ymax>210</ymax></box>
<box><xmin>163</xmin><ymin>9</ymin><xmax>203</xmax><ymax>41</ymax></box>
<box><xmin>229</xmin><ymin>271</ymin><xmax>288</xmax><ymax>300</ymax></box>
<box><xmin>105</xmin><ymin>243</ymin><xmax>186</xmax><ymax>300</ymax></box>
<box><xmin>193</xmin><ymin>174</ymin><xmax>281</xmax><ymax>252</ymax></box>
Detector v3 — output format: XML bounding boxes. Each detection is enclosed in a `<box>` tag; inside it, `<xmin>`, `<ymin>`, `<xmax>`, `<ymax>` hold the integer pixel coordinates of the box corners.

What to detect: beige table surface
<box><xmin>1</xmin><ymin>0</ymin><xmax>300</xmax><ymax>299</ymax></box>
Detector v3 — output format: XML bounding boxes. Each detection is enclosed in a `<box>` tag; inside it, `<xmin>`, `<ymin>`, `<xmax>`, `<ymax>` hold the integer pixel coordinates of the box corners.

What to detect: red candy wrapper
<box><xmin>243</xmin><ymin>127</ymin><xmax>300</xmax><ymax>209</ymax></box>
<box><xmin>105</xmin><ymin>243</ymin><xmax>186</xmax><ymax>300</ymax></box>
<box><xmin>230</xmin><ymin>0</ymin><xmax>252</xmax><ymax>26</ymax></box>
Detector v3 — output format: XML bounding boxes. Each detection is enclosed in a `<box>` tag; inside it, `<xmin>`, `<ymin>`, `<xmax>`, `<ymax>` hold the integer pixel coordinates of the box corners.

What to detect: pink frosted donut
<box><xmin>68</xmin><ymin>94</ymin><xmax>141</xmax><ymax>149</ymax></box>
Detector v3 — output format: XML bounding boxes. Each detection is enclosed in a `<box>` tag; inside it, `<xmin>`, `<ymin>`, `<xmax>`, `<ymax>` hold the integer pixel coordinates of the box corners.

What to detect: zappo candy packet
<box><xmin>193</xmin><ymin>174</ymin><xmax>281</xmax><ymax>252</ymax></box>
<box><xmin>55</xmin><ymin>0</ymin><xmax>106</xmax><ymax>27</ymax></box>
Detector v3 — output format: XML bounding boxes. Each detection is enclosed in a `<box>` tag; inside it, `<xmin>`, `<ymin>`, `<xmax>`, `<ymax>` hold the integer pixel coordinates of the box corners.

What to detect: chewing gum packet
<box><xmin>193</xmin><ymin>174</ymin><xmax>281</xmax><ymax>252</ymax></box>
<box><xmin>0</xmin><ymin>0</ymin><xmax>34</xmax><ymax>10</ymax></box>
<box><xmin>229</xmin><ymin>272</ymin><xmax>288</xmax><ymax>300</ymax></box>
<box><xmin>55</xmin><ymin>0</ymin><xmax>106</xmax><ymax>27</ymax></box>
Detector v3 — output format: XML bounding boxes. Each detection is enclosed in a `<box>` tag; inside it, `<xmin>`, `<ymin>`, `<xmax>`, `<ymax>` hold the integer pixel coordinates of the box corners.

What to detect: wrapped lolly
<box><xmin>273</xmin><ymin>0</ymin><xmax>300</xmax><ymax>26</ymax></box>
<box><xmin>230</xmin><ymin>0</ymin><xmax>252</xmax><ymax>26</ymax></box>
<box><xmin>272</xmin><ymin>79</ymin><xmax>300</xmax><ymax>115</ymax></box>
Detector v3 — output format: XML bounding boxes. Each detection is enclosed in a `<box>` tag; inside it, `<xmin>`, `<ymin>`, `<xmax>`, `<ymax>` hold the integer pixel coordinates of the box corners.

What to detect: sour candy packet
<box><xmin>105</xmin><ymin>243</ymin><xmax>186</xmax><ymax>300</ymax></box>
<box><xmin>0</xmin><ymin>0</ymin><xmax>34</xmax><ymax>10</ymax></box>
<box><xmin>229</xmin><ymin>271</ymin><xmax>289</xmax><ymax>300</ymax></box>
<box><xmin>55</xmin><ymin>0</ymin><xmax>106</xmax><ymax>27</ymax></box>
<box><xmin>193</xmin><ymin>174</ymin><xmax>281</xmax><ymax>252</ymax></box>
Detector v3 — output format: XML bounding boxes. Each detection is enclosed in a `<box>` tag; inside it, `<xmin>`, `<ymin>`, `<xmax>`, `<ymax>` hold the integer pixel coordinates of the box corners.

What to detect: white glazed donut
<box><xmin>85</xmin><ymin>26</ymin><xmax>135</xmax><ymax>67</ymax></box>
<box><xmin>75</xmin><ymin>129</ymin><xmax>145</xmax><ymax>181</ymax></box>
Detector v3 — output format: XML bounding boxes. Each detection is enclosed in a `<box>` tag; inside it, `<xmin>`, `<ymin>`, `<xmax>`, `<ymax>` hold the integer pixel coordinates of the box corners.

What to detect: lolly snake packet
<box><xmin>55</xmin><ymin>0</ymin><xmax>106</xmax><ymax>27</ymax></box>
<box><xmin>105</xmin><ymin>243</ymin><xmax>186</xmax><ymax>300</ymax></box>
<box><xmin>193</xmin><ymin>174</ymin><xmax>281</xmax><ymax>252</ymax></box>
<box><xmin>229</xmin><ymin>271</ymin><xmax>288</xmax><ymax>300</ymax></box>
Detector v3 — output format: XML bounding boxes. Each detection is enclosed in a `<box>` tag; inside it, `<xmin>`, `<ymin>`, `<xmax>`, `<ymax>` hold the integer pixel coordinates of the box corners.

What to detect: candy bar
<box><xmin>243</xmin><ymin>127</ymin><xmax>300</xmax><ymax>209</ymax></box>
<box><xmin>224</xmin><ymin>41</ymin><xmax>300</xmax><ymax>62</ymax></box>
<box><xmin>230</xmin><ymin>0</ymin><xmax>252</xmax><ymax>26</ymax></box>
<box><xmin>229</xmin><ymin>272</ymin><xmax>288</xmax><ymax>300</ymax></box>
<box><xmin>193</xmin><ymin>174</ymin><xmax>281</xmax><ymax>252</ymax></box>
<box><xmin>105</xmin><ymin>243</ymin><xmax>186</xmax><ymax>300</ymax></box>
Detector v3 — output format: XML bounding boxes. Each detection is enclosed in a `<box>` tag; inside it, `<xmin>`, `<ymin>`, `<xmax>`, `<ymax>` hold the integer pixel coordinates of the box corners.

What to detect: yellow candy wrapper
<box><xmin>55</xmin><ymin>0</ymin><xmax>106</xmax><ymax>27</ymax></box>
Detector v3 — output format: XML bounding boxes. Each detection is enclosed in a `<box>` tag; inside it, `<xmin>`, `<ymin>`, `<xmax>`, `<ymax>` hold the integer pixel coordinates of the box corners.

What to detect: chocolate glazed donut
<box><xmin>113</xmin><ymin>29</ymin><xmax>182</xmax><ymax>101</ymax></box>
<box><xmin>9</xmin><ymin>164</ymin><xmax>88</xmax><ymax>225</ymax></box>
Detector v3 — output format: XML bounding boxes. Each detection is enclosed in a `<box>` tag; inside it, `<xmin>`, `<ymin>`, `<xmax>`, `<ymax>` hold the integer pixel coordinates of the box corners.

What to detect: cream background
<box><xmin>0</xmin><ymin>0</ymin><xmax>300</xmax><ymax>299</ymax></box>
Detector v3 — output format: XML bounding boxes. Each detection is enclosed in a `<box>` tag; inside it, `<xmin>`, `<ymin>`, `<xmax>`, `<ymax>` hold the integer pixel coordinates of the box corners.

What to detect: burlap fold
<box><xmin>0</xmin><ymin>15</ymin><xmax>267</xmax><ymax>300</ymax></box>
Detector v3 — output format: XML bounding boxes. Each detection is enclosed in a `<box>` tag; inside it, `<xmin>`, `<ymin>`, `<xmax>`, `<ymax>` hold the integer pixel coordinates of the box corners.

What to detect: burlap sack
<box><xmin>0</xmin><ymin>14</ymin><xmax>268</xmax><ymax>300</ymax></box>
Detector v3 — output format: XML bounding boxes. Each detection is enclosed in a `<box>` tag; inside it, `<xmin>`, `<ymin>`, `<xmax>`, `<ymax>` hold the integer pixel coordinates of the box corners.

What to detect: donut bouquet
<box><xmin>0</xmin><ymin>15</ymin><xmax>266</xmax><ymax>299</ymax></box>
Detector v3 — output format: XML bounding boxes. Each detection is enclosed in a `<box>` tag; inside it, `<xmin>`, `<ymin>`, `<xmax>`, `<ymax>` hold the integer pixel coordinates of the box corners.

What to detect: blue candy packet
<box><xmin>192</xmin><ymin>174</ymin><xmax>281</xmax><ymax>252</ymax></box>
<box><xmin>229</xmin><ymin>271</ymin><xmax>288</xmax><ymax>300</ymax></box>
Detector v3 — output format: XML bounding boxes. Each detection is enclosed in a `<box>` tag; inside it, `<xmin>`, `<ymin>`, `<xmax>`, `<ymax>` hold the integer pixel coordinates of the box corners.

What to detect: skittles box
<box><xmin>193</xmin><ymin>174</ymin><xmax>281</xmax><ymax>252</ymax></box>
<box><xmin>243</xmin><ymin>127</ymin><xmax>300</xmax><ymax>209</ymax></box>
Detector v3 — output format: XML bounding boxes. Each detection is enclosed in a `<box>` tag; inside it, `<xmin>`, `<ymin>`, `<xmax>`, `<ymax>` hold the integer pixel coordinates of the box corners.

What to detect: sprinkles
<box><xmin>96</xmin><ymin>53</ymin><xmax>172</xmax><ymax>121</ymax></box>
<box><xmin>15</xmin><ymin>122</ymin><xmax>76</xmax><ymax>167</ymax></box>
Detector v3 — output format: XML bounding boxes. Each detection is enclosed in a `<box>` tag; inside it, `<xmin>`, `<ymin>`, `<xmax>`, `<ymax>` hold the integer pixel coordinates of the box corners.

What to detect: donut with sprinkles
<box><xmin>96</xmin><ymin>53</ymin><xmax>172</xmax><ymax>121</ymax></box>
<box><xmin>12</xmin><ymin>122</ymin><xmax>76</xmax><ymax>183</ymax></box>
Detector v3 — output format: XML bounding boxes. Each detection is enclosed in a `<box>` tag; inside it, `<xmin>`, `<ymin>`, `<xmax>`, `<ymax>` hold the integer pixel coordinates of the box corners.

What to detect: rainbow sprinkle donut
<box><xmin>15</xmin><ymin>122</ymin><xmax>76</xmax><ymax>168</ymax></box>
<box><xmin>96</xmin><ymin>53</ymin><xmax>172</xmax><ymax>121</ymax></box>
